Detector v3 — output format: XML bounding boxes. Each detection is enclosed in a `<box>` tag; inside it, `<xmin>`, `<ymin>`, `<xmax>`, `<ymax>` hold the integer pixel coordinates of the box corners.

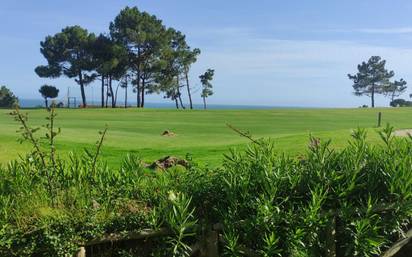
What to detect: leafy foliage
<box><xmin>348</xmin><ymin>56</ymin><xmax>395</xmax><ymax>107</ymax></box>
<box><xmin>0</xmin><ymin>109</ymin><xmax>411</xmax><ymax>256</ymax></box>
<box><xmin>199</xmin><ymin>69</ymin><xmax>215</xmax><ymax>109</ymax></box>
<box><xmin>0</xmin><ymin>86</ymin><xmax>18</xmax><ymax>108</ymax></box>
<box><xmin>92</xmin><ymin>34</ymin><xmax>128</xmax><ymax>108</ymax></box>
<box><xmin>390</xmin><ymin>98</ymin><xmax>412</xmax><ymax>107</ymax></box>
<box><xmin>35</xmin><ymin>26</ymin><xmax>98</xmax><ymax>107</ymax></box>
<box><xmin>38</xmin><ymin>85</ymin><xmax>59</xmax><ymax>108</ymax></box>
<box><xmin>35</xmin><ymin>6</ymin><xmax>207</xmax><ymax>109</ymax></box>
<box><xmin>384</xmin><ymin>78</ymin><xmax>407</xmax><ymax>102</ymax></box>
<box><xmin>110</xmin><ymin>6</ymin><xmax>168</xmax><ymax>108</ymax></box>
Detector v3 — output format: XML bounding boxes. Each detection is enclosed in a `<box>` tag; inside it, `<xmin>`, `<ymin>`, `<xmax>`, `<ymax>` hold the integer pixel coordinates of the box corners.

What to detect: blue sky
<box><xmin>2</xmin><ymin>1</ymin><xmax>412</xmax><ymax>107</ymax></box>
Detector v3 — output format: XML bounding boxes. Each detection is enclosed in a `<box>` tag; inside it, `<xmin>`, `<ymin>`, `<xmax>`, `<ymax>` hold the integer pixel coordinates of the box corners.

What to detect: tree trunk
<box><xmin>141</xmin><ymin>78</ymin><xmax>145</xmax><ymax>108</ymax></box>
<box><xmin>175</xmin><ymin>98</ymin><xmax>179</xmax><ymax>109</ymax></box>
<box><xmin>79</xmin><ymin>72</ymin><xmax>87</xmax><ymax>107</ymax></box>
<box><xmin>177</xmin><ymin>75</ymin><xmax>185</xmax><ymax>109</ymax></box>
<box><xmin>178</xmin><ymin>93</ymin><xmax>185</xmax><ymax>109</ymax></box>
<box><xmin>136</xmin><ymin>73</ymin><xmax>141</xmax><ymax>108</ymax></box>
<box><xmin>136</xmin><ymin>83</ymin><xmax>140</xmax><ymax>108</ymax></box>
<box><xmin>136</xmin><ymin>48</ymin><xmax>141</xmax><ymax>108</ymax></box>
<box><xmin>101</xmin><ymin>75</ymin><xmax>105</xmax><ymax>108</ymax></box>
<box><xmin>114</xmin><ymin>84</ymin><xmax>120</xmax><ymax>108</ymax></box>
<box><xmin>185</xmin><ymin>69</ymin><xmax>193</xmax><ymax>109</ymax></box>
<box><xmin>44</xmin><ymin>98</ymin><xmax>48</xmax><ymax>108</ymax></box>
<box><xmin>105</xmin><ymin>77</ymin><xmax>109</xmax><ymax>108</ymax></box>
<box><xmin>124</xmin><ymin>79</ymin><xmax>128</xmax><ymax>109</ymax></box>
<box><xmin>371</xmin><ymin>85</ymin><xmax>375</xmax><ymax>108</ymax></box>
<box><xmin>203</xmin><ymin>97</ymin><xmax>207</xmax><ymax>110</ymax></box>
<box><xmin>109</xmin><ymin>75</ymin><xmax>115</xmax><ymax>108</ymax></box>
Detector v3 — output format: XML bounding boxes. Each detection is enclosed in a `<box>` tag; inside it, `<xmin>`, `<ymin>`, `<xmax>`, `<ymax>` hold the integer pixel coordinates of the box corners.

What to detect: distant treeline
<box><xmin>35</xmin><ymin>6</ymin><xmax>214</xmax><ymax>109</ymax></box>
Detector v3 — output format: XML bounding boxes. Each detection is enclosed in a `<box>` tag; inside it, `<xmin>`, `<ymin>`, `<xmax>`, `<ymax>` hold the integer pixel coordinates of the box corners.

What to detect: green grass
<box><xmin>1</xmin><ymin>107</ymin><xmax>412</xmax><ymax>166</ymax></box>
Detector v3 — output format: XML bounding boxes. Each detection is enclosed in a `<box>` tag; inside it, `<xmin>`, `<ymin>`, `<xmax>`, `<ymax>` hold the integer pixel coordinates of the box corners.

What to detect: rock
<box><xmin>394</xmin><ymin>129</ymin><xmax>412</xmax><ymax>137</ymax></box>
<box><xmin>161</xmin><ymin>130</ymin><xmax>175</xmax><ymax>137</ymax></box>
<box><xmin>149</xmin><ymin>156</ymin><xmax>188</xmax><ymax>170</ymax></box>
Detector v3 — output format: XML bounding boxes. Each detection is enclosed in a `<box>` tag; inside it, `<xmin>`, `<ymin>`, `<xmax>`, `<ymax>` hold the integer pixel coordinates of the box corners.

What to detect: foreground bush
<box><xmin>212</xmin><ymin>127</ymin><xmax>412</xmax><ymax>256</ymax></box>
<box><xmin>0</xmin><ymin>109</ymin><xmax>411</xmax><ymax>256</ymax></box>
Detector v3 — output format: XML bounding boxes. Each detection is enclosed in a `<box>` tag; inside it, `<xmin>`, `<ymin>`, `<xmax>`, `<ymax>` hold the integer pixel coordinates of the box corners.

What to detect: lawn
<box><xmin>1</xmin><ymin>107</ymin><xmax>412</xmax><ymax>167</ymax></box>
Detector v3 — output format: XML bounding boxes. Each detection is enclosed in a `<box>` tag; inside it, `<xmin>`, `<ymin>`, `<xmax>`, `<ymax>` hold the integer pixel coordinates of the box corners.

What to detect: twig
<box><xmin>46</xmin><ymin>107</ymin><xmax>58</xmax><ymax>206</ymax></box>
<box><xmin>91</xmin><ymin>126</ymin><xmax>108</xmax><ymax>173</ymax></box>
<box><xmin>12</xmin><ymin>108</ymin><xmax>47</xmax><ymax>167</ymax></box>
<box><xmin>48</xmin><ymin>107</ymin><xmax>57</xmax><ymax>169</ymax></box>
<box><xmin>11</xmin><ymin>107</ymin><xmax>57</xmax><ymax>205</ymax></box>
<box><xmin>226</xmin><ymin>123</ymin><xmax>261</xmax><ymax>145</ymax></box>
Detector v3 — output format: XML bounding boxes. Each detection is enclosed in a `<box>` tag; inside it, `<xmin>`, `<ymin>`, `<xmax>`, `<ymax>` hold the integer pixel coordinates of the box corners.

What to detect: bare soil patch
<box><xmin>394</xmin><ymin>129</ymin><xmax>412</xmax><ymax>137</ymax></box>
<box><xmin>161</xmin><ymin>130</ymin><xmax>175</xmax><ymax>137</ymax></box>
<box><xmin>147</xmin><ymin>156</ymin><xmax>189</xmax><ymax>170</ymax></box>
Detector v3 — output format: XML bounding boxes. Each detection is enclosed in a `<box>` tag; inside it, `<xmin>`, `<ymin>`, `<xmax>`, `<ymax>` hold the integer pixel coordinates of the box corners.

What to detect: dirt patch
<box><xmin>394</xmin><ymin>129</ymin><xmax>412</xmax><ymax>137</ymax></box>
<box><xmin>147</xmin><ymin>156</ymin><xmax>188</xmax><ymax>170</ymax></box>
<box><xmin>161</xmin><ymin>130</ymin><xmax>175</xmax><ymax>137</ymax></box>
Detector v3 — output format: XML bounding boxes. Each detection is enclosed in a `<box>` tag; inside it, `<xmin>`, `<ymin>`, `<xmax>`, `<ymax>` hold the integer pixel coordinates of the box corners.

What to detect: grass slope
<box><xmin>1</xmin><ymin>107</ymin><xmax>412</xmax><ymax>166</ymax></box>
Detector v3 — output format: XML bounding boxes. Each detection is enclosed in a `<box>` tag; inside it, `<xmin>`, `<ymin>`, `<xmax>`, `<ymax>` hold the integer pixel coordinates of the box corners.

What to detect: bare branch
<box><xmin>226</xmin><ymin>123</ymin><xmax>261</xmax><ymax>145</ymax></box>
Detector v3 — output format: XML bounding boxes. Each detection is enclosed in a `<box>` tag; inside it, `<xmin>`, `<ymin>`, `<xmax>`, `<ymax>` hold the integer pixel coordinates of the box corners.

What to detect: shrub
<box><xmin>0</xmin><ymin>109</ymin><xmax>411</xmax><ymax>256</ymax></box>
<box><xmin>205</xmin><ymin>127</ymin><xmax>412</xmax><ymax>256</ymax></box>
<box><xmin>0</xmin><ymin>86</ymin><xmax>18</xmax><ymax>108</ymax></box>
<box><xmin>390</xmin><ymin>98</ymin><xmax>412</xmax><ymax>107</ymax></box>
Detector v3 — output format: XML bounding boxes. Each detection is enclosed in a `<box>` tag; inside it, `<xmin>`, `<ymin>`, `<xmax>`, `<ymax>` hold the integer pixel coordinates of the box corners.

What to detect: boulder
<box><xmin>148</xmin><ymin>156</ymin><xmax>188</xmax><ymax>170</ymax></box>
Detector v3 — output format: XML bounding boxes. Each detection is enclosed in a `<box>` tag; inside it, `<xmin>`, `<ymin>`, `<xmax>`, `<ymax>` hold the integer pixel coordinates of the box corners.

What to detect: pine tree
<box><xmin>199</xmin><ymin>69</ymin><xmax>215</xmax><ymax>109</ymax></box>
<box><xmin>348</xmin><ymin>56</ymin><xmax>394</xmax><ymax>107</ymax></box>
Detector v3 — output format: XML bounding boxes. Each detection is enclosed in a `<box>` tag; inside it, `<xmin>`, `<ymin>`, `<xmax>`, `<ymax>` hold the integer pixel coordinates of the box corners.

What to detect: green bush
<box><xmin>0</xmin><ymin>86</ymin><xmax>18</xmax><ymax>108</ymax></box>
<box><xmin>0</xmin><ymin>109</ymin><xmax>411</xmax><ymax>256</ymax></box>
<box><xmin>390</xmin><ymin>98</ymin><xmax>412</xmax><ymax>107</ymax></box>
<box><xmin>205</xmin><ymin>126</ymin><xmax>412</xmax><ymax>256</ymax></box>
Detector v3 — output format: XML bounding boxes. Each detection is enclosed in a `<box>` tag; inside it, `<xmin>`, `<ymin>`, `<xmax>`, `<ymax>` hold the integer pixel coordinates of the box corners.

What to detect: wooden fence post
<box><xmin>377</xmin><ymin>112</ymin><xmax>382</xmax><ymax>127</ymax></box>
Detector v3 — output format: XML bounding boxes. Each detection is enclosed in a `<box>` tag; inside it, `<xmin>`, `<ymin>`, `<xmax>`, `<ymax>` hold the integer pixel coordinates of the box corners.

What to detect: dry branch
<box><xmin>226</xmin><ymin>123</ymin><xmax>261</xmax><ymax>145</ymax></box>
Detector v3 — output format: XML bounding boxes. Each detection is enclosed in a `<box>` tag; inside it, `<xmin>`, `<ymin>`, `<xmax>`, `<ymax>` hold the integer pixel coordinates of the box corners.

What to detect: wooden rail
<box><xmin>75</xmin><ymin>225</ymin><xmax>412</xmax><ymax>257</ymax></box>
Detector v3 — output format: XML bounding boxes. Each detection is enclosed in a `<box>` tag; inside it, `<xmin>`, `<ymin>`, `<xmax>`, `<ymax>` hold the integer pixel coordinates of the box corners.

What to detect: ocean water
<box><xmin>18</xmin><ymin>99</ymin><xmax>294</xmax><ymax>110</ymax></box>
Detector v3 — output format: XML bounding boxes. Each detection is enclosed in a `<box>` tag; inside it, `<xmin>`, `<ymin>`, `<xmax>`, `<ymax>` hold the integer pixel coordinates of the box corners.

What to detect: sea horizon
<box><xmin>18</xmin><ymin>98</ymin><xmax>310</xmax><ymax>110</ymax></box>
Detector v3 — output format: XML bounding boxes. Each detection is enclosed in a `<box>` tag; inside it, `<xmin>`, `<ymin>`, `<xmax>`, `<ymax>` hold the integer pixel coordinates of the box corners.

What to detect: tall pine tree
<box><xmin>348</xmin><ymin>56</ymin><xmax>394</xmax><ymax>108</ymax></box>
<box><xmin>35</xmin><ymin>26</ymin><xmax>97</xmax><ymax>107</ymax></box>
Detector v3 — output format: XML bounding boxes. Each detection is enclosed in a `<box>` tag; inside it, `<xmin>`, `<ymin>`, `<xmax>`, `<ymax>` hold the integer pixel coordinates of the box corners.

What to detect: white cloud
<box><xmin>356</xmin><ymin>27</ymin><xmax>412</xmax><ymax>34</ymax></box>
<box><xmin>9</xmin><ymin>25</ymin><xmax>412</xmax><ymax>107</ymax></box>
<box><xmin>195</xmin><ymin>28</ymin><xmax>412</xmax><ymax>76</ymax></box>
<box><xmin>320</xmin><ymin>27</ymin><xmax>412</xmax><ymax>35</ymax></box>
<box><xmin>188</xmin><ymin>27</ymin><xmax>412</xmax><ymax>106</ymax></box>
